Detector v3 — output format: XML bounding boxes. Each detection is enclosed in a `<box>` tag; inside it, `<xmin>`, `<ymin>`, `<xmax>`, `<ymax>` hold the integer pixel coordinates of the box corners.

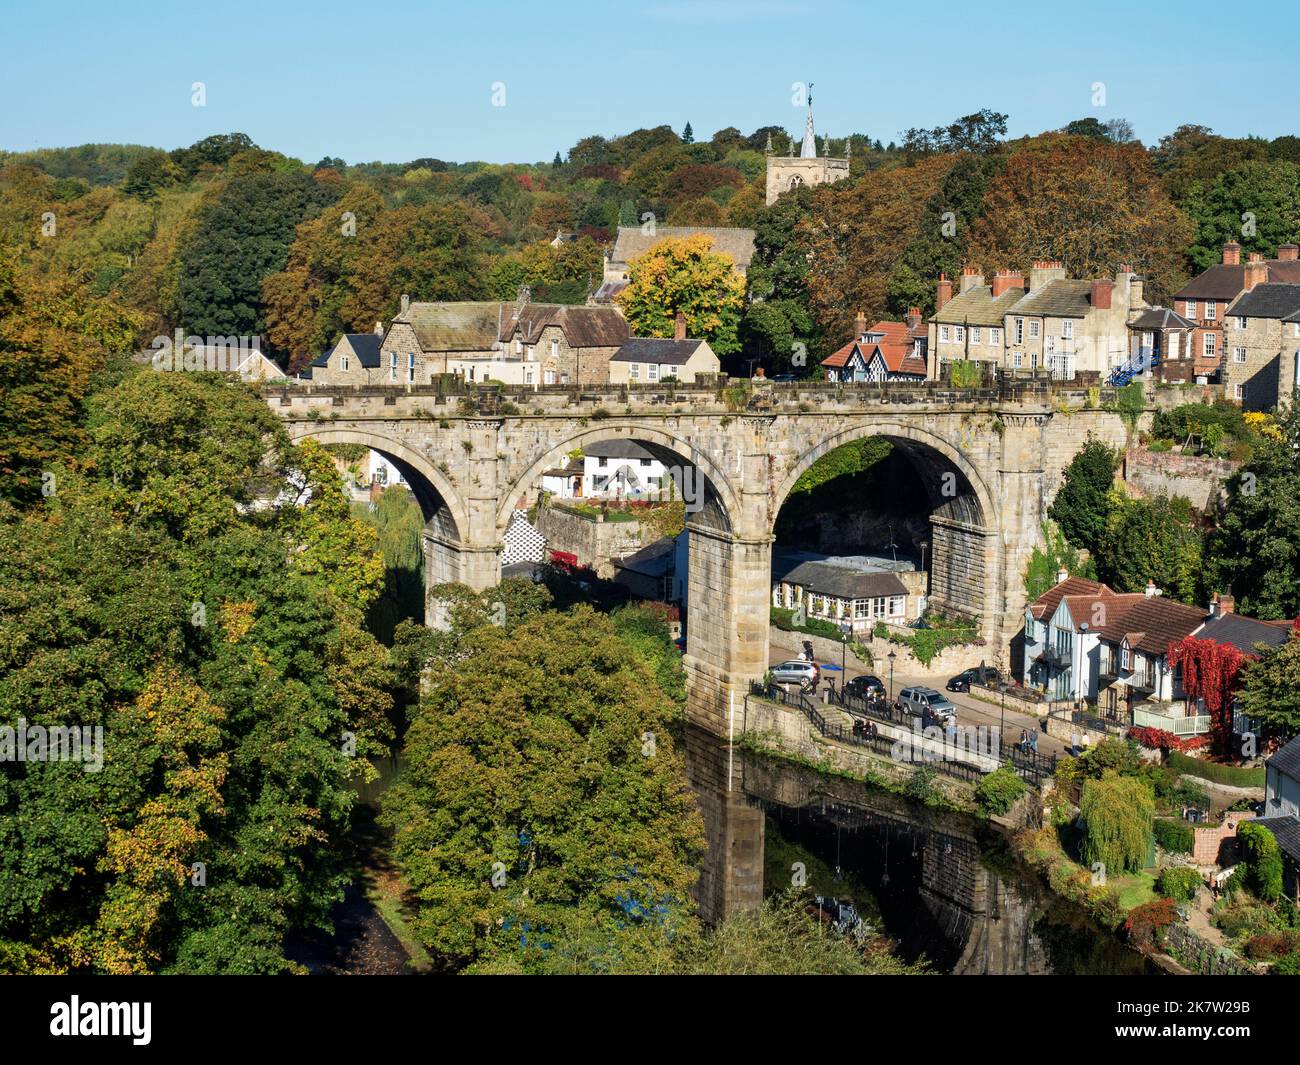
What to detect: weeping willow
<box><xmin>1079</xmin><ymin>774</ymin><xmax>1155</xmax><ymax>875</ymax></box>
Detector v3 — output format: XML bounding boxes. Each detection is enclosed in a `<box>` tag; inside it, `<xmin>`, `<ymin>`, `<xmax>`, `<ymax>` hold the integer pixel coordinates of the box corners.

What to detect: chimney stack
<box><xmin>1218</xmin><ymin>592</ymin><xmax>1235</xmax><ymax>615</ymax></box>
<box><xmin>1244</xmin><ymin>253</ymin><xmax>1268</xmax><ymax>291</ymax></box>
<box><xmin>1278</xmin><ymin>243</ymin><xmax>1299</xmax><ymax>262</ymax></box>
<box><xmin>374</xmin><ymin>321</ymin><xmax>383</xmax><ymax>336</ymax></box>
<box><xmin>400</xmin><ymin>293</ymin><xmax>410</xmax><ymax>315</ymax></box>
<box><xmin>905</xmin><ymin>306</ymin><xmax>922</xmax><ymax>332</ymax></box>
<box><xmin>1091</xmin><ymin>278</ymin><xmax>1114</xmax><ymax>310</ymax></box>
<box><xmin>1144</xmin><ymin>579</ymin><xmax>1160</xmax><ymax>598</ymax></box>
<box><xmin>936</xmin><ymin>273</ymin><xmax>953</xmax><ymax>313</ymax></box>
<box><xmin>854</xmin><ymin>309</ymin><xmax>867</xmax><ymax>337</ymax></box>
<box><xmin>991</xmin><ymin>269</ymin><xmax>1024</xmax><ymax>298</ymax></box>
<box><xmin>674</xmin><ymin>310</ymin><xmax>687</xmax><ymax>342</ymax></box>
<box><xmin>959</xmin><ymin>265</ymin><xmax>984</xmax><ymax>294</ymax></box>
<box><xmin>1029</xmin><ymin>260</ymin><xmax>1066</xmax><ymax>290</ymax></box>
<box><xmin>1222</xmin><ymin>242</ymin><xmax>1242</xmax><ymax>266</ymax></box>
<box><xmin>1056</xmin><ymin>566</ymin><xmax>1069</xmax><ymax>585</ymax></box>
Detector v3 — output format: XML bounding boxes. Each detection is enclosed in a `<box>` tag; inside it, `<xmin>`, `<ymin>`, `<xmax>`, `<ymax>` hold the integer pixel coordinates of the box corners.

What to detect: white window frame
<box><xmin>1234</xmin><ymin>346</ymin><xmax>1247</xmax><ymax>364</ymax></box>
<box><xmin>939</xmin><ymin>326</ymin><xmax>951</xmax><ymax>342</ymax></box>
<box><xmin>648</xmin><ymin>363</ymin><xmax>659</xmax><ymax>381</ymax></box>
<box><xmin>990</xmin><ymin>327</ymin><xmax>1001</xmax><ymax>345</ymax></box>
<box><xmin>954</xmin><ymin>326</ymin><xmax>965</xmax><ymax>342</ymax></box>
<box><xmin>1204</xmin><ymin>332</ymin><xmax>1216</xmax><ymax>358</ymax></box>
<box><xmin>1062</xmin><ymin>320</ymin><xmax>1074</xmax><ymax>340</ymax></box>
<box><xmin>1205</xmin><ymin>300</ymin><xmax>1217</xmax><ymax>321</ymax></box>
<box><xmin>341</xmin><ymin>354</ymin><xmax>350</xmax><ymax>371</ymax></box>
<box><xmin>1184</xmin><ymin>300</ymin><xmax>1197</xmax><ymax>320</ymax></box>
<box><xmin>407</xmin><ymin>353</ymin><xmax>415</xmax><ymax>382</ymax></box>
<box><xmin>1235</xmin><ymin>383</ymin><xmax>1245</xmax><ymax>400</ymax></box>
<box><xmin>550</xmin><ymin>339</ymin><xmax>559</xmax><ymax>358</ymax></box>
<box><xmin>889</xmin><ymin>595</ymin><xmax>904</xmax><ymax>617</ymax></box>
<box><xmin>515</xmin><ymin>339</ymin><xmax>523</xmax><ymax>355</ymax></box>
<box><xmin>1121</xmin><ymin>644</ymin><xmax>1132</xmax><ymax>671</ymax></box>
<box><xmin>390</xmin><ymin>353</ymin><xmax>397</xmax><ymax>381</ymax></box>
<box><xmin>1028</xmin><ymin>320</ymin><xmax>1040</xmax><ymax>340</ymax></box>
<box><xmin>1237</xmin><ymin>316</ymin><xmax>1248</xmax><ymax>329</ymax></box>
<box><xmin>1014</xmin><ymin>318</ymin><xmax>1024</xmax><ymax>344</ymax></box>
<box><xmin>630</xmin><ymin>363</ymin><xmax>640</xmax><ymax>380</ymax></box>
<box><xmin>971</xmin><ymin>327</ymin><xmax>981</xmax><ymax>344</ymax></box>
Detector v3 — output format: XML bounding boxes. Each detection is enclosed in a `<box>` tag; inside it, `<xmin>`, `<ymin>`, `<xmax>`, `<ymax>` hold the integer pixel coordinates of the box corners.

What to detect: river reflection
<box><xmin>683</xmin><ymin>726</ymin><xmax>1157</xmax><ymax>975</ymax></box>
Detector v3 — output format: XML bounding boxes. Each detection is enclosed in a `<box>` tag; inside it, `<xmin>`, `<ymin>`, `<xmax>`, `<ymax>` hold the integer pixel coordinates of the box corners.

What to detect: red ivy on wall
<box><xmin>1167</xmin><ymin>636</ymin><xmax>1248</xmax><ymax>754</ymax></box>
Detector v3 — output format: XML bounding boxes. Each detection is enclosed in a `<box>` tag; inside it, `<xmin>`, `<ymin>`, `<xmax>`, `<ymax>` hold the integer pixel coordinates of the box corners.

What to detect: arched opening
<box><xmin>770</xmin><ymin>426</ymin><xmax>996</xmax><ymax>682</ymax></box>
<box><xmin>499</xmin><ymin>425</ymin><xmax>738</xmax><ymax>628</ymax></box>
<box><xmin>288</xmin><ymin>427</ymin><xmax>471</xmax><ymax>634</ymax></box>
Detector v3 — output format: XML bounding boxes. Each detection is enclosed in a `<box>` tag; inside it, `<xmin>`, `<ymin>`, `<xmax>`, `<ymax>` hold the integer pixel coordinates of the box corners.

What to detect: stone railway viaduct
<box><xmin>266</xmin><ymin>379</ymin><xmax>1141</xmax><ymax>737</ymax></box>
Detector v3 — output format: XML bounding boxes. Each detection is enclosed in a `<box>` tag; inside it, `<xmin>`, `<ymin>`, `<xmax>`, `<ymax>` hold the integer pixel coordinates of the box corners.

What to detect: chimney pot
<box><xmin>991</xmin><ymin>269</ymin><xmax>1024</xmax><ymax>298</ymax></box>
<box><xmin>1222</xmin><ymin>242</ymin><xmax>1242</xmax><ymax>266</ymax></box>
<box><xmin>674</xmin><ymin>310</ymin><xmax>687</xmax><ymax>342</ymax></box>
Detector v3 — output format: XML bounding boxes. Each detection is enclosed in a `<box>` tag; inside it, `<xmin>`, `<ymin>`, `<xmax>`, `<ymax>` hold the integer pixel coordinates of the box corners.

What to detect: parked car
<box><xmin>770</xmin><ymin>660</ymin><xmax>820</xmax><ymax>688</ymax></box>
<box><xmin>897</xmin><ymin>686</ymin><xmax>957</xmax><ymax>728</ymax></box>
<box><xmin>844</xmin><ymin>674</ymin><xmax>885</xmax><ymax>701</ymax></box>
<box><xmin>946</xmin><ymin>666</ymin><xmax>1000</xmax><ymax>693</ymax></box>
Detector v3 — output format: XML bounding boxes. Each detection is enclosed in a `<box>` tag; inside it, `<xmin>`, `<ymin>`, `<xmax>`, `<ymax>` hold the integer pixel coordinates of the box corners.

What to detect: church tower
<box><xmin>764</xmin><ymin>85</ymin><xmax>850</xmax><ymax>206</ymax></box>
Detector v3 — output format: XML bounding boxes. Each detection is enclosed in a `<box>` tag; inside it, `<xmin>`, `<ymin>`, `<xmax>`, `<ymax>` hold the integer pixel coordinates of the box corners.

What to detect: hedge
<box><xmin>1156</xmin><ymin>866</ymin><xmax>1202</xmax><ymax>902</ymax></box>
<box><xmin>1167</xmin><ymin>752</ymin><xmax>1266</xmax><ymax>789</ymax></box>
<box><xmin>1153</xmin><ymin>818</ymin><xmax>1195</xmax><ymax>855</ymax></box>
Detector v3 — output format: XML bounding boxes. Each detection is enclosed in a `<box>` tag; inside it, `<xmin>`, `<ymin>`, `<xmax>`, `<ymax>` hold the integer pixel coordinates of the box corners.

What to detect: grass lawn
<box><xmin>1112</xmin><ymin>870</ymin><xmax>1157</xmax><ymax>911</ymax></box>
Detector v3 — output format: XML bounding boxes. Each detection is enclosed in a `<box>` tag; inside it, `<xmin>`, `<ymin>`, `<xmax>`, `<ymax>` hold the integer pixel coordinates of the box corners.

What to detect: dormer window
<box><xmin>515</xmin><ymin>339</ymin><xmax>523</xmax><ymax>355</ymax></box>
<box><xmin>1120</xmin><ymin>641</ymin><xmax>1132</xmax><ymax>671</ymax></box>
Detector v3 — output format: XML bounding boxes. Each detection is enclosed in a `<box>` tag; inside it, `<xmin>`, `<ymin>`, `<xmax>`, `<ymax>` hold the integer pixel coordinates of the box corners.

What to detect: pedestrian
<box><xmin>1019</xmin><ymin>728</ymin><xmax>1028</xmax><ymax>750</ymax></box>
<box><xmin>1080</xmin><ymin>732</ymin><xmax>1091</xmax><ymax>753</ymax></box>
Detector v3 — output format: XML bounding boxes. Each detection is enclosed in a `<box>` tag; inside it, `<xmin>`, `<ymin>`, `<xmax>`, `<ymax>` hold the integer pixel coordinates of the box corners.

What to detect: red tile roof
<box><xmin>820</xmin><ymin>321</ymin><xmax>927</xmax><ymax>376</ymax></box>
<box><xmin>1029</xmin><ymin>577</ymin><xmax>1111</xmax><ymax>621</ymax></box>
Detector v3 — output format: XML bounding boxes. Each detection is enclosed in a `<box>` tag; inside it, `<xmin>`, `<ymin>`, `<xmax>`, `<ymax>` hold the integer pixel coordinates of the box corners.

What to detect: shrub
<box><xmin>1153</xmin><ymin>818</ymin><xmax>1195</xmax><ymax>855</ymax></box>
<box><xmin>1245</xmin><ymin>930</ymin><xmax>1300</xmax><ymax>960</ymax></box>
<box><xmin>1156</xmin><ymin>866</ymin><xmax>1202</xmax><ymax>902</ymax></box>
<box><xmin>975</xmin><ymin>767</ymin><xmax>1028</xmax><ymax>815</ymax></box>
<box><xmin>1124</xmin><ymin>897</ymin><xmax>1179</xmax><ymax>950</ymax></box>
<box><xmin>1272</xmin><ymin>952</ymin><xmax>1300</xmax><ymax>975</ymax></box>
<box><xmin>1167</xmin><ymin>751</ymin><xmax>1265</xmax><ymax>788</ymax></box>
<box><xmin>769</xmin><ymin>607</ymin><xmax>841</xmax><ymax>642</ymax></box>
<box><xmin>1080</xmin><ymin>774</ymin><xmax>1155</xmax><ymax>874</ymax></box>
<box><xmin>1239</xmin><ymin>822</ymin><xmax>1285</xmax><ymax>903</ymax></box>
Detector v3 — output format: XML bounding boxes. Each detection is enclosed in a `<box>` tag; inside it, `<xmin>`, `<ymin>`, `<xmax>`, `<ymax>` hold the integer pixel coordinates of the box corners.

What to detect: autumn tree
<box><xmin>616</xmin><ymin>234</ymin><xmax>745</xmax><ymax>355</ymax></box>
<box><xmin>967</xmin><ymin>137</ymin><xmax>1193</xmax><ymax>301</ymax></box>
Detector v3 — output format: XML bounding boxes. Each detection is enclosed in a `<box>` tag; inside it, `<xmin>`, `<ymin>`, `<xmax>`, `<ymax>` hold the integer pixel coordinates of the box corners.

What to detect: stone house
<box><xmin>607</xmin><ymin>315</ymin><xmax>720</xmax><ymax>385</ymax></box>
<box><xmin>1221</xmin><ymin>280</ymin><xmax>1300</xmax><ymax>410</ymax></box>
<box><xmin>822</xmin><ymin>310</ymin><xmax>928</xmax><ymax>382</ymax></box>
<box><xmin>771</xmin><ymin>559</ymin><xmax>912</xmax><ymax>636</ymax></box>
<box><xmin>928</xmin><ymin>262</ymin><xmax>1148</xmax><ymax>379</ymax></box>
<box><xmin>1126</xmin><ymin>306</ymin><xmax>1205</xmax><ymax>384</ymax></box>
<box><xmin>310</xmin><ymin>295</ymin><xmax>627</xmax><ymax>387</ymax></box>
<box><xmin>1171</xmin><ymin>241</ymin><xmax>1300</xmax><ymax>384</ymax></box>
<box><xmin>306</xmin><ymin>330</ymin><xmax>384</xmax><ymax>384</ymax></box>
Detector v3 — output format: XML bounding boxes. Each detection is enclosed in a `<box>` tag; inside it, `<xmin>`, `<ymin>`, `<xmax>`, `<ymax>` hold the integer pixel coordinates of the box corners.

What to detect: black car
<box><xmin>945</xmin><ymin>666</ymin><xmax>1000</xmax><ymax>693</ymax></box>
<box><xmin>844</xmin><ymin>674</ymin><xmax>885</xmax><ymax>700</ymax></box>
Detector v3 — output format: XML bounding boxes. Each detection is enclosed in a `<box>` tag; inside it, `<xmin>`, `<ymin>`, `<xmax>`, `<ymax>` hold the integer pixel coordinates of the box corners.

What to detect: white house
<box><xmin>582</xmin><ymin>440</ymin><xmax>667</xmax><ymax>499</ymax></box>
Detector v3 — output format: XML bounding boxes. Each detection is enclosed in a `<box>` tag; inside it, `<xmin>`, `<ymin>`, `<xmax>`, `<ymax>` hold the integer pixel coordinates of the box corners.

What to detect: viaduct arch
<box><xmin>268</xmin><ymin>385</ymin><xmax>1142</xmax><ymax>739</ymax></box>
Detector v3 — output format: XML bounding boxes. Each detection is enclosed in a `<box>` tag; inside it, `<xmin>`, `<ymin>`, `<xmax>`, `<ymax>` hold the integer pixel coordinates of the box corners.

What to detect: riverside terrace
<box><xmin>263</xmin><ymin>372</ymin><xmax>1153</xmax><ymax>740</ymax></box>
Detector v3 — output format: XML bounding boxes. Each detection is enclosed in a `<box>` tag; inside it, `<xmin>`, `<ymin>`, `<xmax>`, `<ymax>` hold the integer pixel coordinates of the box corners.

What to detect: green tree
<box><xmin>1080</xmin><ymin>773</ymin><xmax>1155</xmax><ymax>875</ymax></box>
<box><xmin>1048</xmin><ymin>439</ymin><xmax>1119</xmax><ymax>554</ymax></box>
<box><xmin>1239</xmin><ymin>822</ymin><xmax>1284</xmax><ymax>902</ymax></box>
<box><xmin>380</xmin><ymin>605</ymin><xmax>705</xmax><ymax>972</ymax></box>
<box><xmin>1025</xmin><ymin>520</ymin><xmax>1096</xmax><ymax>601</ymax></box>
<box><xmin>1234</xmin><ymin>631</ymin><xmax>1300</xmax><ymax>740</ymax></box>
<box><xmin>616</xmin><ymin>234</ymin><xmax>745</xmax><ymax>355</ymax></box>
<box><xmin>1206</xmin><ymin>398</ymin><xmax>1300</xmax><ymax>619</ymax></box>
<box><xmin>1097</xmin><ymin>492</ymin><xmax>1204</xmax><ymax>604</ymax></box>
<box><xmin>1185</xmin><ymin>160</ymin><xmax>1300</xmax><ymax>270</ymax></box>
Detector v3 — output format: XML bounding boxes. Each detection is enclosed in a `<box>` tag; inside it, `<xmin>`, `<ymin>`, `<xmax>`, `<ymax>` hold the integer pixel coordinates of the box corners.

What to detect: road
<box><xmin>768</xmin><ymin>632</ymin><xmax>1070</xmax><ymax>758</ymax></box>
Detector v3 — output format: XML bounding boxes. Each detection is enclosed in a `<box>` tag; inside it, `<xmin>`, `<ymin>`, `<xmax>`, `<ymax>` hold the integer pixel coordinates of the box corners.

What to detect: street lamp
<box><xmin>887</xmin><ymin>649</ymin><xmax>897</xmax><ymax>703</ymax></box>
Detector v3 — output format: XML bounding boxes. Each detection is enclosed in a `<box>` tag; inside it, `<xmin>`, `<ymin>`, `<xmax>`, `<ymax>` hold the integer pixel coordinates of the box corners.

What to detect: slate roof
<box><xmin>1227</xmin><ymin>283</ymin><xmax>1300</xmax><ymax>320</ymax></box>
<box><xmin>1175</xmin><ymin>260</ymin><xmax>1300</xmax><ymax>300</ymax></box>
<box><xmin>931</xmin><ymin>284</ymin><xmax>1025</xmax><ymax>327</ymax></box>
<box><xmin>779</xmin><ymin>561</ymin><xmax>908</xmax><ymax>600</ymax></box>
<box><xmin>393</xmin><ymin>301</ymin><xmax>628</xmax><ymax>353</ymax></box>
<box><xmin>1130</xmin><ymin>307</ymin><xmax>1195</xmax><ymax>330</ymax></box>
<box><xmin>1197</xmin><ymin>613</ymin><xmax>1292</xmax><ymax>655</ymax></box>
<box><xmin>501</xmin><ymin>302</ymin><xmax>628</xmax><ymax>348</ymax></box>
<box><xmin>397</xmin><ymin>301</ymin><xmax>504</xmax><ymax>351</ymax></box>
<box><xmin>584</xmin><ymin>439</ymin><xmax>658</xmax><ymax>460</ymax></box>
<box><xmin>1097</xmin><ymin>595</ymin><xmax>1207</xmax><ymax>657</ymax></box>
<box><xmin>609</xmin><ymin>226</ymin><xmax>755</xmax><ymax>270</ymax></box>
<box><xmin>1007</xmin><ymin>279</ymin><xmax>1096</xmax><ymax>318</ymax></box>
<box><xmin>610</xmin><ymin>338</ymin><xmax>706</xmax><ymax>366</ymax></box>
<box><xmin>1253</xmin><ymin>816</ymin><xmax>1300</xmax><ymax>865</ymax></box>
<box><xmin>1267</xmin><ymin>735</ymin><xmax>1300</xmax><ymax>782</ymax></box>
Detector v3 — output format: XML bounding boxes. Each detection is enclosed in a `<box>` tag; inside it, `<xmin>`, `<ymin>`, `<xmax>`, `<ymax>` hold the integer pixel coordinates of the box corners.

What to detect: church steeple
<box><xmin>800</xmin><ymin>82</ymin><xmax>817</xmax><ymax>158</ymax></box>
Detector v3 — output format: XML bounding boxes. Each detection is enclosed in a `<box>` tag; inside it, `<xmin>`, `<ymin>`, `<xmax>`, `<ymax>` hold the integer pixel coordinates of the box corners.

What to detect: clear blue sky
<box><xmin>2</xmin><ymin>0</ymin><xmax>1296</xmax><ymax>165</ymax></box>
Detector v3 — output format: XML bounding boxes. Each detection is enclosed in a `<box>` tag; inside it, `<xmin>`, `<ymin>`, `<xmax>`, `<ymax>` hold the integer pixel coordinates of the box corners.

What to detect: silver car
<box><xmin>897</xmin><ymin>686</ymin><xmax>957</xmax><ymax>727</ymax></box>
<box><xmin>770</xmin><ymin>660</ymin><xmax>819</xmax><ymax>688</ymax></box>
